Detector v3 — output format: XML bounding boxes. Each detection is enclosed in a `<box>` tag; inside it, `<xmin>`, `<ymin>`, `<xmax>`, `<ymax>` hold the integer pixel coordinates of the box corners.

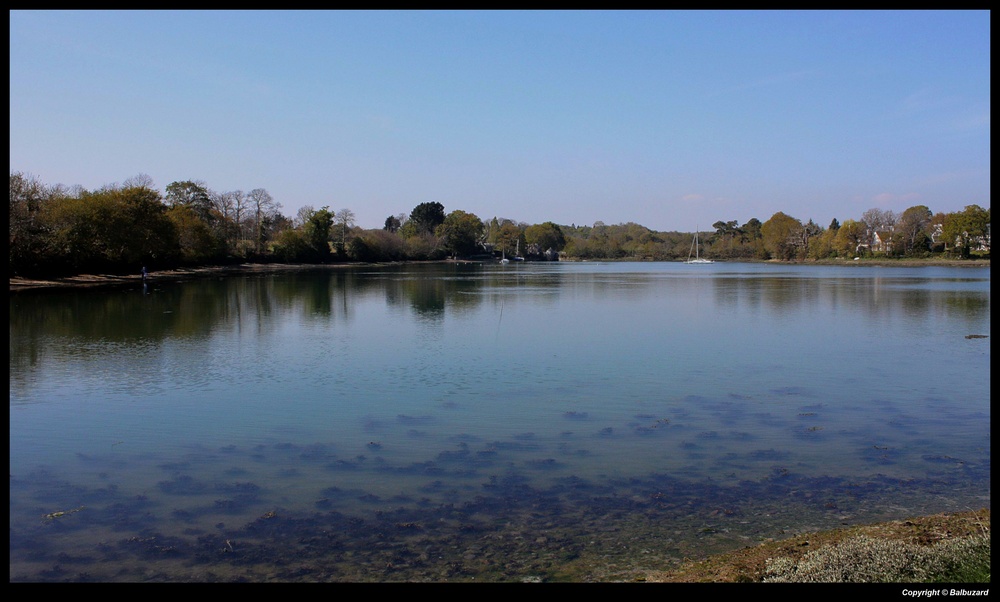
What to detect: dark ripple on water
<box><xmin>11</xmin><ymin>466</ymin><xmax>990</xmax><ymax>582</ymax></box>
<box><xmin>10</xmin><ymin>433</ymin><xmax>991</xmax><ymax>583</ymax></box>
<box><xmin>397</xmin><ymin>414</ymin><xmax>435</xmax><ymax>425</ymax></box>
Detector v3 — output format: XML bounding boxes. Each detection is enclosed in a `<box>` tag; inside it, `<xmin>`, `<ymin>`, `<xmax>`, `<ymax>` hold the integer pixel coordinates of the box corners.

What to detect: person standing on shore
<box><xmin>141</xmin><ymin>265</ymin><xmax>148</xmax><ymax>282</ymax></box>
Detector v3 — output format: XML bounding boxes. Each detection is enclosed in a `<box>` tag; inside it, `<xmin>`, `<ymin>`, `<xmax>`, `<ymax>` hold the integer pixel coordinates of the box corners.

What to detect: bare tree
<box><xmin>123</xmin><ymin>173</ymin><xmax>155</xmax><ymax>189</ymax></box>
<box><xmin>861</xmin><ymin>208</ymin><xmax>897</xmax><ymax>246</ymax></box>
<box><xmin>210</xmin><ymin>190</ymin><xmax>232</xmax><ymax>224</ymax></box>
<box><xmin>248</xmin><ymin>188</ymin><xmax>280</xmax><ymax>254</ymax></box>
<box><xmin>335</xmin><ymin>208</ymin><xmax>356</xmax><ymax>252</ymax></box>
<box><xmin>209</xmin><ymin>190</ymin><xmax>239</xmax><ymax>253</ymax></box>
<box><xmin>212</xmin><ymin>190</ymin><xmax>248</xmax><ymax>254</ymax></box>
<box><xmin>296</xmin><ymin>205</ymin><xmax>316</xmax><ymax>228</ymax></box>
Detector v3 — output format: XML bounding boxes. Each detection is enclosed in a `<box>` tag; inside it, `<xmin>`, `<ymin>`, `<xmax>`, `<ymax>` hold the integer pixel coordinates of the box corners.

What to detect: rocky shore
<box><xmin>645</xmin><ymin>509</ymin><xmax>990</xmax><ymax>583</ymax></box>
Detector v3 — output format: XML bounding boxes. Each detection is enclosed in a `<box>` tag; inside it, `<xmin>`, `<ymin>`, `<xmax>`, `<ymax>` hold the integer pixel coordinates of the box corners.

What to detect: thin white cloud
<box><xmin>915</xmin><ymin>168</ymin><xmax>990</xmax><ymax>187</ymax></box>
<box><xmin>893</xmin><ymin>90</ymin><xmax>989</xmax><ymax>134</ymax></box>
<box><xmin>947</xmin><ymin>105</ymin><xmax>990</xmax><ymax>132</ymax></box>
<box><xmin>872</xmin><ymin>192</ymin><xmax>921</xmax><ymax>206</ymax></box>
<box><xmin>894</xmin><ymin>88</ymin><xmax>957</xmax><ymax>118</ymax></box>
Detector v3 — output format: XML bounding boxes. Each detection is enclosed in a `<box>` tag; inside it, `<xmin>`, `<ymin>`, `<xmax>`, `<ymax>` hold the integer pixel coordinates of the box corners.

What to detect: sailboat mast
<box><xmin>685</xmin><ymin>227</ymin><xmax>713</xmax><ymax>263</ymax></box>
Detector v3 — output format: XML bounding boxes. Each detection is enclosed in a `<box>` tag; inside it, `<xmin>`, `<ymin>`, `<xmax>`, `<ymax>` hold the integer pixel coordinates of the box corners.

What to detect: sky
<box><xmin>9</xmin><ymin>10</ymin><xmax>991</xmax><ymax>232</ymax></box>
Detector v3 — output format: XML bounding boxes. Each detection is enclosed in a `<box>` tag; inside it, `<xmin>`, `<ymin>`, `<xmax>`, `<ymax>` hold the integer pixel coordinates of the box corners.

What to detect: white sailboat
<box><xmin>685</xmin><ymin>229</ymin><xmax>714</xmax><ymax>264</ymax></box>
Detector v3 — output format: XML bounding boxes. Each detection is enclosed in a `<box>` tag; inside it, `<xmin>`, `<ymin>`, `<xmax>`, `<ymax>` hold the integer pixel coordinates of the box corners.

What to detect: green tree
<box><xmin>740</xmin><ymin>218</ymin><xmax>766</xmax><ymax>259</ymax></box>
<box><xmin>524</xmin><ymin>221</ymin><xmax>567</xmax><ymax>255</ymax></box>
<box><xmin>347</xmin><ymin>235</ymin><xmax>377</xmax><ymax>262</ymax></box>
<box><xmin>353</xmin><ymin>229</ymin><xmax>405</xmax><ymax>261</ymax></box>
<box><xmin>408</xmin><ymin>201</ymin><xmax>445</xmax><ymax>235</ymax></box>
<box><xmin>942</xmin><ymin>205</ymin><xmax>991</xmax><ymax>256</ymax></box>
<box><xmin>44</xmin><ymin>181</ymin><xmax>179</xmax><ymax>274</ymax></box>
<box><xmin>711</xmin><ymin>220</ymin><xmax>740</xmax><ymax>258</ymax></box>
<box><xmin>800</xmin><ymin>219</ymin><xmax>823</xmax><ymax>255</ymax></box>
<box><xmin>403</xmin><ymin>232</ymin><xmax>445</xmax><ymax>260</ymax></box>
<box><xmin>305</xmin><ymin>206</ymin><xmax>334</xmax><ymax>261</ymax></box>
<box><xmin>272</xmin><ymin>228</ymin><xmax>311</xmax><ymax>263</ymax></box>
<box><xmin>437</xmin><ymin>210</ymin><xmax>484</xmax><ymax>257</ymax></box>
<box><xmin>896</xmin><ymin>205</ymin><xmax>933</xmax><ymax>255</ymax></box>
<box><xmin>961</xmin><ymin>204</ymin><xmax>990</xmax><ymax>253</ymax></box>
<box><xmin>807</xmin><ymin>226</ymin><xmax>838</xmax><ymax>259</ymax></box>
<box><xmin>10</xmin><ymin>172</ymin><xmax>51</xmax><ymax>276</ymax></box>
<box><xmin>833</xmin><ymin>219</ymin><xmax>866</xmax><ymax>257</ymax></box>
<box><xmin>165</xmin><ymin>180</ymin><xmax>213</xmax><ymax>223</ymax></box>
<box><xmin>384</xmin><ymin>215</ymin><xmax>402</xmax><ymax>232</ymax></box>
<box><xmin>495</xmin><ymin>220</ymin><xmax>522</xmax><ymax>257</ymax></box>
<box><xmin>761</xmin><ymin>212</ymin><xmax>803</xmax><ymax>260</ymax></box>
<box><xmin>167</xmin><ymin>204</ymin><xmax>224</xmax><ymax>263</ymax></box>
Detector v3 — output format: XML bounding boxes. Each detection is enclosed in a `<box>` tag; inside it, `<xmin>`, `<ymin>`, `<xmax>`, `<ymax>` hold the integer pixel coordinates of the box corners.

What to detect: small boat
<box><xmin>685</xmin><ymin>229</ymin><xmax>714</xmax><ymax>264</ymax></box>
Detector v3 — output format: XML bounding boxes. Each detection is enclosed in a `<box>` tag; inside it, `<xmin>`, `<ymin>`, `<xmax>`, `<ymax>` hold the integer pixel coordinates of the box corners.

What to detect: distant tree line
<box><xmin>9</xmin><ymin>171</ymin><xmax>990</xmax><ymax>278</ymax></box>
<box><xmin>558</xmin><ymin>206</ymin><xmax>989</xmax><ymax>262</ymax></box>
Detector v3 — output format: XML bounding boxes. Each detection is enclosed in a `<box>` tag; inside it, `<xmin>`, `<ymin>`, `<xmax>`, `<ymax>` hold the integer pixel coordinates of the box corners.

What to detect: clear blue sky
<box><xmin>10</xmin><ymin>10</ymin><xmax>990</xmax><ymax>232</ymax></box>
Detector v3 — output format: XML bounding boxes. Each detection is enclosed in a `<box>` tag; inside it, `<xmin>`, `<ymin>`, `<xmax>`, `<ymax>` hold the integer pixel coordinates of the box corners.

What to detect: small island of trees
<box><xmin>9</xmin><ymin>171</ymin><xmax>990</xmax><ymax>279</ymax></box>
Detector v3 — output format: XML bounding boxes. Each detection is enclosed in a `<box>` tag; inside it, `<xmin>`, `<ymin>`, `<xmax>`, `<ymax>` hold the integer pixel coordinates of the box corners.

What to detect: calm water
<box><xmin>9</xmin><ymin>262</ymin><xmax>991</xmax><ymax>581</ymax></box>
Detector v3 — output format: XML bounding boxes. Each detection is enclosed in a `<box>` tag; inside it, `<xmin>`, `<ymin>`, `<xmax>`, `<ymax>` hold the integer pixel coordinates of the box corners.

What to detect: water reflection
<box><xmin>12</xmin><ymin>265</ymin><xmax>989</xmax><ymax>346</ymax></box>
<box><xmin>711</xmin><ymin>273</ymin><xmax>990</xmax><ymax>326</ymax></box>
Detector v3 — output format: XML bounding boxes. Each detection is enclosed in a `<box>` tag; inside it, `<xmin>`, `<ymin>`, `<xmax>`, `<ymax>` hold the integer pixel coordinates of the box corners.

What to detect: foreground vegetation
<box><xmin>10</xmin><ymin>171</ymin><xmax>990</xmax><ymax>279</ymax></box>
<box><xmin>762</xmin><ymin>532</ymin><xmax>990</xmax><ymax>583</ymax></box>
<box><xmin>648</xmin><ymin>509</ymin><xmax>990</xmax><ymax>583</ymax></box>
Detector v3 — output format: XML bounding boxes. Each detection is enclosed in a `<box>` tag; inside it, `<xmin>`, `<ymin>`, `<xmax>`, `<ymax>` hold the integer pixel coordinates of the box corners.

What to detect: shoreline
<box><xmin>9</xmin><ymin>257</ymin><xmax>990</xmax><ymax>293</ymax></box>
<box><xmin>9</xmin><ymin>262</ymin><xmax>367</xmax><ymax>293</ymax></box>
<box><xmin>645</xmin><ymin>508</ymin><xmax>990</xmax><ymax>583</ymax></box>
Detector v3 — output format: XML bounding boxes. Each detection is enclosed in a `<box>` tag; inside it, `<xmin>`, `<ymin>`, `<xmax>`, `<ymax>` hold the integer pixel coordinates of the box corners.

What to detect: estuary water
<box><xmin>9</xmin><ymin>261</ymin><xmax>991</xmax><ymax>582</ymax></box>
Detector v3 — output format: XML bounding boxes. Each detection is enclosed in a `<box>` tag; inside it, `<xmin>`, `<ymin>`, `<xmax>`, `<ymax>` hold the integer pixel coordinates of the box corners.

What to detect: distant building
<box><xmin>872</xmin><ymin>231</ymin><xmax>893</xmax><ymax>254</ymax></box>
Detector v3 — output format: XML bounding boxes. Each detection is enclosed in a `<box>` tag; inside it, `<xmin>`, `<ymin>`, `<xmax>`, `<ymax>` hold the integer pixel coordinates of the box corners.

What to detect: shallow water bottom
<box><xmin>9</xmin><ymin>448</ymin><xmax>989</xmax><ymax>582</ymax></box>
